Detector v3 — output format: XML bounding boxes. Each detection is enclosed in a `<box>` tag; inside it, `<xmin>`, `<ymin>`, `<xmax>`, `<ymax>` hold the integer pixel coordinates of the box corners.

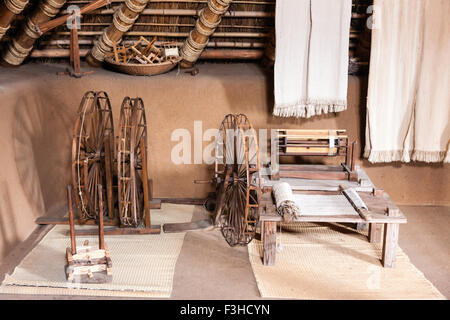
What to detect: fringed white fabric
<box><xmin>365</xmin><ymin>0</ymin><xmax>450</xmax><ymax>163</ymax></box>
<box><xmin>272</xmin><ymin>182</ymin><xmax>301</xmax><ymax>222</ymax></box>
<box><xmin>273</xmin><ymin>0</ymin><xmax>352</xmax><ymax>118</ymax></box>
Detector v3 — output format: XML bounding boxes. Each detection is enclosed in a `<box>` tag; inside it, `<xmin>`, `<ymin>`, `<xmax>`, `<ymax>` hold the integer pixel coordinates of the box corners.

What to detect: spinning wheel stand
<box><xmin>165</xmin><ymin>114</ymin><xmax>262</xmax><ymax>247</ymax></box>
<box><xmin>77</xmin><ymin>96</ymin><xmax>160</xmax><ymax>236</ymax></box>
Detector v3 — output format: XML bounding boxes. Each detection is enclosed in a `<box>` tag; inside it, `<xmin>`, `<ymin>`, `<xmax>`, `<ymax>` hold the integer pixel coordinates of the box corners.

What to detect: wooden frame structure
<box><xmin>270</xmin><ymin>129</ymin><xmax>359</xmax><ymax>182</ymax></box>
<box><xmin>259</xmin><ymin>183</ymin><xmax>407</xmax><ymax>268</ymax></box>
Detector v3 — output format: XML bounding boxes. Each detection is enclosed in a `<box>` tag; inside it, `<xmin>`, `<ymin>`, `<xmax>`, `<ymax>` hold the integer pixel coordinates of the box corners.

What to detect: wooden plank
<box><xmin>280</xmin><ymin>164</ymin><xmax>345</xmax><ymax>172</ymax></box>
<box><xmin>279</xmin><ymin>170</ymin><xmax>348</xmax><ymax>180</ymax></box>
<box><xmin>278</xmin><ymin>135</ymin><xmax>347</xmax><ymax>139</ymax></box>
<box><xmin>285</xmin><ymin>147</ymin><xmax>337</xmax><ymax>154</ymax></box>
<box><xmin>277</xmin><ymin>129</ymin><xmax>347</xmax><ymax>133</ymax></box>
<box><xmin>163</xmin><ymin>219</ymin><xmax>213</xmax><ymax>233</ymax></box>
<box><xmin>35</xmin><ymin>216</ymin><xmax>119</xmax><ymax>226</ymax></box>
<box><xmin>150</xmin><ymin>199</ymin><xmax>161</xmax><ymax>209</ymax></box>
<box><xmin>158</xmin><ymin>198</ymin><xmax>205</xmax><ymax>205</ymax></box>
<box><xmin>75</xmin><ymin>226</ymin><xmax>161</xmax><ymax>235</ymax></box>
<box><xmin>263</xmin><ymin>221</ymin><xmax>277</xmax><ymax>266</ymax></box>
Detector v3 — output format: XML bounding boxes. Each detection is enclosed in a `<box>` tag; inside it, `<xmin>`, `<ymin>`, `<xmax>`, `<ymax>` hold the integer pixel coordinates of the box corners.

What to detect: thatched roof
<box><xmin>0</xmin><ymin>0</ymin><xmax>372</xmax><ymax>74</ymax></box>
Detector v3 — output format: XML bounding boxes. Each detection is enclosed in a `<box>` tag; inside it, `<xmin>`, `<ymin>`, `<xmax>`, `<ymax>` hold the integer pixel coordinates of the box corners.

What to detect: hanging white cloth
<box><xmin>273</xmin><ymin>0</ymin><xmax>352</xmax><ymax>118</ymax></box>
<box><xmin>364</xmin><ymin>0</ymin><xmax>450</xmax><ymax>163</ymax></box>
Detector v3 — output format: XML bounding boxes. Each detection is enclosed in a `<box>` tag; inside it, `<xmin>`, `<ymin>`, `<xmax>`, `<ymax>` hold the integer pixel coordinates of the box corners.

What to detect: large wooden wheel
<box><xmin>72</xmin><ymin>91</ymin><xmax>114</xmax><ymax>221</ymax></box>
<box><xmin>117</xmin><ymin>97</ymin><xmax>149</xmax><ymax>228</ymax></box>
<box><xmin>214</xmin><ymin>114</ymin><xmax>261</xmax><ymax>246</ymax></box>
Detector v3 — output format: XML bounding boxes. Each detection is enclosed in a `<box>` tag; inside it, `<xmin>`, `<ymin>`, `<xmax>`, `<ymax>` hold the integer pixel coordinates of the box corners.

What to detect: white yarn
<box><xmin>272</xmin><ymin>182</ymin><xmax>301</xmax><ymax>222</ymax></box>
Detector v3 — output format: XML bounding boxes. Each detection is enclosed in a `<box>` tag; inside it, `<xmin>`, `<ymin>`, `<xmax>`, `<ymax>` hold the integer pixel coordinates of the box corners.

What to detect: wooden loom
<box><xmin>259</xmin><ymin>184</ymin><xmax>407</xmax><ymax>268</ymax></box>
<box><xmin>270</xmin><ymin>129</ymin><xmax>359</xmax><ymax>182</ymax></box>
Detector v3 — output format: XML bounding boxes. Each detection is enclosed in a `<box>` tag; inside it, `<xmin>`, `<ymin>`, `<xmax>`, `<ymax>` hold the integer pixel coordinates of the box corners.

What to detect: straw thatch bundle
<box><xmin>0</xmin><ymin>0</ymin><xmax>372</xmax><ymax>71</ymax></box>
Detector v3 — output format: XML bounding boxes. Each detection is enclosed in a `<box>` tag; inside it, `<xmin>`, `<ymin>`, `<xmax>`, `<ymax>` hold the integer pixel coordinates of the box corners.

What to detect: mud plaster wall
<box><xmin>0</xmin><ymin>63</ymin><xmax>448</xmax><ymax>260</ymax></box>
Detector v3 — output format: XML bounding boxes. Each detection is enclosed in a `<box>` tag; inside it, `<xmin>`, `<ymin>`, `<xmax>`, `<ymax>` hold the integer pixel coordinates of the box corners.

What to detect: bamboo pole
<box><xmin>87</xmin><ymin>0</ymin><xmax>150</xmax><ymax>66</ymax></box>
<box><xmin>30</xmin><ymin>47</ymin><xmax>264</xmax><ymax>60</ymax></box>
<box><xmin>43</xmin><ymin>39</ymin><xmax>267</xmax><ymax>48</ymax></box>
<box><xmin>97</xmin><ymin>8</ymin><xmax>273</xmax><ymax>18</ymax></box>
<box><xmin>66</xmin><ymin>0</ymin><xmax>275</xmax><ymax>4</ymax></box>
<box><xmin>0</xmin><ymin>0</ymin><xmax>29</xmax><ymax>41</ymax></box>
<box><xmin>38</xmin><ymin>0</ymin><xmax>109</xmax><ymax>34</ymax></box>
<box><xmin>58</xmin><ymin>30</ymin><xmax>268</xmax><ymax>38</ymax></box>
<box><xmin>180</xmin><ymin>0</ymin><xmax>233</xmax><ymax>68</ymax></box>
<box><xmin>1</xmin><ymin>0</ymin><xmax>67</xmax><ymax>66</ymax></box>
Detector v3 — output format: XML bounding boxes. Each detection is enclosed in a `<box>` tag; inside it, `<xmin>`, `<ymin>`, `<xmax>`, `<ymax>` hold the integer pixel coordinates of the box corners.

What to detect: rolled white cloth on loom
<box><xmin>272</xmin><ymin>182</ymin><xmax>301</xmax><ymax>222</ymax></box>
<box><xmin>364</xmin><ymin>0</ymin><xmax>450</xmax><ymax>163</ymax></box>
<box><xmin>273</xmin><ymin>0</ymin><xmax>352</xmax><ymax>118</ymax></box>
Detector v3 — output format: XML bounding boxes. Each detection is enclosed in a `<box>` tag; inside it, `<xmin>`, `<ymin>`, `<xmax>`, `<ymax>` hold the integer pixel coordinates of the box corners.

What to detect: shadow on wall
<box><xmin>0</xmin><ymin>185</ymin><xmax>20</xmax><ymax>258</ymax></box>
<box><xmin>12</xmin><ymin>91</ymin><xmax>73</xmax><ymax>219</ymax></box>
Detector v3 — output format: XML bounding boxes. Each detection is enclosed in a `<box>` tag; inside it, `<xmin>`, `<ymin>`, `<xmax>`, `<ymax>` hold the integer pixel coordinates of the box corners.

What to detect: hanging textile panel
<box><xmin>364</xmin><ymin>0</ymin><xmax>450</xmax><ymax>163</ymax></box>
<box><xmin>273</xmin><ymin>0</ymin><xmax>352</xmax><ymax>118</ymax></box>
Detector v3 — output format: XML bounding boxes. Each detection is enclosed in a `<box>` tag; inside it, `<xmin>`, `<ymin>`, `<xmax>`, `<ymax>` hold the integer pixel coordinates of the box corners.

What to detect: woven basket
<box><xmin>104</xmin><ymin>57</ymin><xmax>181</xmax><ymax>76</ymax></box>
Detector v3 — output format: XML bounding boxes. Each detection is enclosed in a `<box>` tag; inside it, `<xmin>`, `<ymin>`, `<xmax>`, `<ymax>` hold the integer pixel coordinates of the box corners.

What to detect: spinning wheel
<box><xmin>214</xmin><ymin>114</ymin><xmax>261</xmax><ymax>246</ymax></box>
<box><xmin>117</xmin><ymin>97</ymin><xmax>150</xmax><ymax>228</ymax></box>
<box><xmin>72</xmin><ymin>91</ymin><xmax>114</xmax><ymax>221</ymax></box>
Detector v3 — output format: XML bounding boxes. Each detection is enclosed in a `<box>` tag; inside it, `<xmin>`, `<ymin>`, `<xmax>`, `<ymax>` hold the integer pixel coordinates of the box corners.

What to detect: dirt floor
<box><xmin>0</xmin><ymin>205</ymin><xmax>448</xmax><ymax>300</ymax></box>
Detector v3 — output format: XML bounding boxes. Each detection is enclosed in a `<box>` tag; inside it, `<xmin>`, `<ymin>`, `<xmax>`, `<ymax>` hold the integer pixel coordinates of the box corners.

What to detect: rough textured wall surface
<box><xmin>0</xmin><ymin>62</ymin><xmax>448</xmax><ymax>260</ymax></box>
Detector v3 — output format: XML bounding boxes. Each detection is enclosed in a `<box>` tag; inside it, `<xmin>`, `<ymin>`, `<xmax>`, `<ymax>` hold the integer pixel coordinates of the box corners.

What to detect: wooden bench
<box><xmin>259</xmin><ymin>189</ymin><xmax>407</xmax><ymax>268</ymax></box>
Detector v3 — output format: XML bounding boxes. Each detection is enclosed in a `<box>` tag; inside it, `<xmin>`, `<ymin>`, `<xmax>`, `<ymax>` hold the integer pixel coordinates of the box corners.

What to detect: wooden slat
<box><xmin>263</xmin><ymin>221</ymin><xmax>276</xmax><ymax>266</ymax></box>
<box><xmin>279</xmin><ymin>170</ymin><xmax>348</xmax><ymax>180</ymax></box>
<box><xmin>35</xmin><ymin>216</ymin><xmax>119</xmax><ymax>226</ymax></box>
<box><xmin>279</xmin><ymin>164</ymin><xmax>345</xmax><ymax>172</ymax></box>
<box><xmin>285</xmin><ymin>147</ymin><xmax>338</xmax><ymax>154</ymax></box>
<box><xmin>163</xmin><ymin>219</ymin><xmax>213</xmax><ymax>233</ymax></box>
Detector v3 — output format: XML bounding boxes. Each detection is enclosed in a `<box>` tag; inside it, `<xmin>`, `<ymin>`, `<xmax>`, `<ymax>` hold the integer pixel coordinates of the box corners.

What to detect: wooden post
<box><xmin>351</xmin><ymin>141</ymin><xmax>357</xmax><ymax>172</ymax></box>
<box><xmin>0</xmin><ymin>0</ymin><xmax>29</xmax><ymax>41</ymax></box>
<box><xmin>104</xmin><ymin>134</ymin><xmax>114</xmax><ymax>220</ymax></box>
<box><xmin>97</xmin><ymin>184</ymin><xmax>105</xmax><ymax>250</ymax></box>
<box><xmin>368</xmin><ymin>223</ymin><xmax>383</xmax><ymax>243</ymax></box>
<box><xmin>67</xmin><ymin>185</ymin><xmax>76</xmax><ymax>255</ymax></box>
<box><xmin>270</xmin><ymin>129</ymin><xmax>280</xmax><ymax>180</ymax></box>
<box><xmin>382</xmin><ymin>207</ymin><xmax>400</xmax><ymax>268</ymax></box>
<box><xmin>140</xmin><ymin>137</ymin><xmax>151</xmax><ymax>229</ymax></box>
<box><xmin>180</xmin><ymin>0</ymin><xmax>233</xmax><ymax>68</ymax></box>
<box><xmin>345</xmin><ymin>138</ymin><xmax>352</xmax><ymax>167</ymax></box>
<box><xmin>263</xmin><ymin>221</ymin><xmax>276</xmax><ymax>266</ymax></box>
<box><xmin>70</xmin><ymin>17</ymin><xmax>81</xmax><ymax>75</ymax></box>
